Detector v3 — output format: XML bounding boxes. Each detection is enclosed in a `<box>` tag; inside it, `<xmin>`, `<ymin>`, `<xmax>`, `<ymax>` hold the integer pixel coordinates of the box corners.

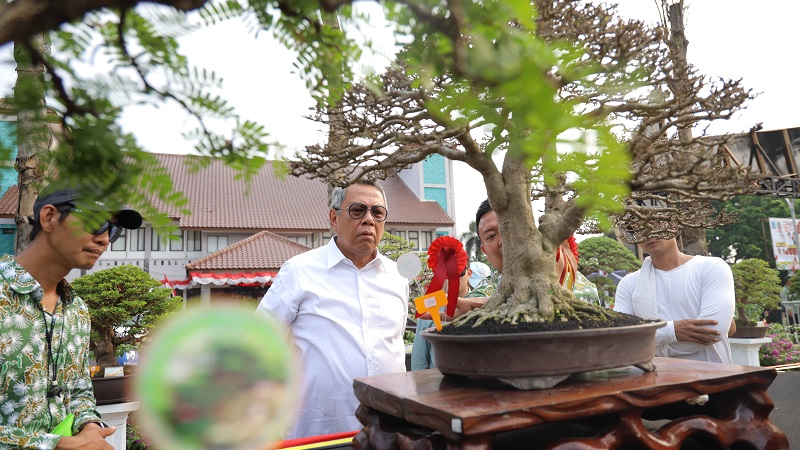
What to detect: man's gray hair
<box><xmin>329</xmin><ymin>180</ymin><xmax>388</xmax><ymax>212</ymax></box>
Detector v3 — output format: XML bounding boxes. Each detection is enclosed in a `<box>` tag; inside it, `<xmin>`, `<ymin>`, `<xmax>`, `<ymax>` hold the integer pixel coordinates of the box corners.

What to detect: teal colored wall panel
<box><xmin>0</xmin><ymin>121</ymin><xmax>19</xmax><ymax>194</ymax></box>
<box><xmin>423</xmin><ymin>154</ymin><xmax>446</xmax><ymax>185</ymax></box>
<box><xmin>0</xmin><ymin>121</ymin><xmax>16</xmax><ymax>151</ymax></box>
<box><xmin>0</xmin><ymin>225</ymin><xmax>15</xmax><ymax>257</ymax></box>
<box><xmin>424</xmin><ymin>187</ymin><xmax>447</xmax><ymax>212</ymax></box>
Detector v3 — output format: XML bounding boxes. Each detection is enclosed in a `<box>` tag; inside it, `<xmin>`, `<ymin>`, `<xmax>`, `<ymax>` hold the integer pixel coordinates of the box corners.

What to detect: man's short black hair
<box><xmin>475</xmin><ymin>199</ymin><xmax>493</xmax><ymax>233</ymax></box>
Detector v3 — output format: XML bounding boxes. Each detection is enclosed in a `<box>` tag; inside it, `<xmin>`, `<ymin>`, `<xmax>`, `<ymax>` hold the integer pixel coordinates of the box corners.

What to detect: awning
<box><xmin>161</xmin><ymin>271</ymin><xmax>277</xmax><ymax>290</ymax></box>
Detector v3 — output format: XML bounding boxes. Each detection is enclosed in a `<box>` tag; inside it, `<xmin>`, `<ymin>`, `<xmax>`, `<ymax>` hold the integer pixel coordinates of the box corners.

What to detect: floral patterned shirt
<box><xmin>0</xmin><ymin>255</ymin><xmax>101</xmax><ymax>449</ymax></box>
<box><xmin>466</xmin><ymin>268</ymin><xmax>501</xmax><ymax>298</ymax></box>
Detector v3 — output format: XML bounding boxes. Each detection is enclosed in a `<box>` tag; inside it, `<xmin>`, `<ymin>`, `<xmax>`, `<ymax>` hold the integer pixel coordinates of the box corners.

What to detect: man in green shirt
<box><xmin>0</xmin><ymin>186</ymin><xmax>142</xmax><ymax>449</ymax></box>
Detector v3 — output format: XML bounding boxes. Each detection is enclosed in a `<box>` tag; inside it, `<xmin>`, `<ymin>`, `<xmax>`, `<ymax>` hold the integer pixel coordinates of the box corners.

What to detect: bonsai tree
<box><xmin>731</xmin><ymin>258</ymin><xmax>782</xmax><ymax>326</ymax></box>
<box><xmin>72</xmin><ymin>264</ymin><xmax>182</xmax><ymax>369</ymax></box>
<box><xmin>292</xmin><ymin>0</ymin><xmax>754</xmax><ymax>329</ymax></box>
<box><xmin>577</xmin><ymin>236</ymin><xmax>642</xmax><ymax>277</ymax></box>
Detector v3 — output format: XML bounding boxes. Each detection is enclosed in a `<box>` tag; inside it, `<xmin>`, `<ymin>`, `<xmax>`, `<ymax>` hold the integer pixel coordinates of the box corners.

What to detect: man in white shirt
<box><xmin>255</xmin><ymin>180</ymin><xmax>408</xmax><ymax>439</ymax></box>
<box><xmin>614</xmin><ymin>237</ymin><xmax>735</xmax><ymax>364</ymax></box>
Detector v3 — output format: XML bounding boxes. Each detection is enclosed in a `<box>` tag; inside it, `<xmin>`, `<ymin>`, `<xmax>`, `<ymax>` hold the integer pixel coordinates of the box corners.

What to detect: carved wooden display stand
<box><xmin>352</xmin><ymin>357</ymin><xmax>788</xmax><ymax>449</ymax></box>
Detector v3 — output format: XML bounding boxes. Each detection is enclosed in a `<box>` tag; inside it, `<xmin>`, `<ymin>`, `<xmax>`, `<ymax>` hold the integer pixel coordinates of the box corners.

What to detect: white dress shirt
<box><xmin>256</xmin><ymin>237</ymin><xmax>409</xmax><ymax>439</ymax></box>
<box><xmin>615</xmin><ymin>256</ymin><xmax>734</xmax><ymax>364</ymax></box>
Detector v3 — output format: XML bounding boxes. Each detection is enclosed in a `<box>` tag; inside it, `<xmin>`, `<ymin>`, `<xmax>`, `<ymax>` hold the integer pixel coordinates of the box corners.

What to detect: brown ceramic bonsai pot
<box><xmin>91</xmin><ymin>375</ymin><xmax>136</xmax><ymax>405</ymax></box>
<box><xmin>423</xmin><ymin>320</ymin><xmax>666</xmax><ymax>389</ymax></box>
<box><xmin>730</xmin><ymin>325</ymin><xmax>768</xmax><ymax>339</ymax></box>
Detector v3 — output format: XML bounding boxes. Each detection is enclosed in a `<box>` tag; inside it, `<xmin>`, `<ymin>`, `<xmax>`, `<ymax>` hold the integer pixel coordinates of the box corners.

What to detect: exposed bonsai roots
<box><xmin>452</xmin><ymin>289</ymin><xmax>625</xmax><ymax>329</ymax></box>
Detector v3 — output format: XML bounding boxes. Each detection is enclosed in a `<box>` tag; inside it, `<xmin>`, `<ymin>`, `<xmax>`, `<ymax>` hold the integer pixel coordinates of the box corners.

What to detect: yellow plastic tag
<box><xmin>414</xmin><ymin>290</ymin><xmax>449</xmax><ymax>331</ymax></box>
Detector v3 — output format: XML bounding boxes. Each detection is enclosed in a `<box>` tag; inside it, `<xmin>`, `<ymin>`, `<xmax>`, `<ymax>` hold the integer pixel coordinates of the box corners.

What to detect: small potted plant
<box><xmin>730</xmin><ymin>259</ymin><xmax>782</xmax><ymax>338</ymax></box>
<box><xmin>72</xmin><ymin>264</ymin><xmax>182</xmax><ymax>403</ymax></box>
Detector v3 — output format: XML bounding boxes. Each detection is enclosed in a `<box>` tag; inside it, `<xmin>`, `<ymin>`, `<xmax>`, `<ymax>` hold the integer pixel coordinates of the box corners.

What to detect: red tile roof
<box><xmin>186</xmin><ymin>230</ymin><xmax>310</xmax><ymax>271</ymax></box>
<box><xmin>149</xmin><ymin>153</ymin><xmax>453</xmax><ymax>229</ymax></box>
<box><xmin>0</xmin><ymin>185</ymin><xmax>17</xmax><ymax>216</ymax></box>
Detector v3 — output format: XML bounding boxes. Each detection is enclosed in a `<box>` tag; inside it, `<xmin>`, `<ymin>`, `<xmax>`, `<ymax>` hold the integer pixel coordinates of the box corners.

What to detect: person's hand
<box><xmin>674</xmin><ymin>319</ymin><xmax>720</xmax><ymax>345</ymax></box>
<box><xmin>55</xmin><ymin>423</ymin><xmax>116</xmax><ymax>449</ymax></box>
<box><xmin>418</xmin><ymin>297</ymin><xmax>489</xmax><ymax>321</ymax></box>
<box><xmin>451</xmin><ymin>296</ymin><xmax>489</xmax><ymax>319</ymax></box>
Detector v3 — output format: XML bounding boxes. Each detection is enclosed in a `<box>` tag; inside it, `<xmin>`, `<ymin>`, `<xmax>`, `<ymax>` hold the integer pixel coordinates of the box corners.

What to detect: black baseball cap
<box><xmin>32</xmin><ymin>187</ymin><xmax>143</xmax><ymax>229</ymax></box>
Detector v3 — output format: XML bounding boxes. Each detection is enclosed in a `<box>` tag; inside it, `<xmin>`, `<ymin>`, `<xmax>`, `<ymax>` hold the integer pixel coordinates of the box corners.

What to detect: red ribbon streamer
<box><xmin>421</xmin><ymin>236</ymin><xmax>468</xmax><ymax>318</ymax></box>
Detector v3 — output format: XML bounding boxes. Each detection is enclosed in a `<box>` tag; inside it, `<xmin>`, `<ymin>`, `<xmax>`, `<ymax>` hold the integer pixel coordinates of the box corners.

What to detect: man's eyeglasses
<box><xmin>93</xmin><ymin>221</ymin><xmax>123</xmax><ymax>243</ymax></box>
<box><xmin>335</xmin><ymin>202</ymin><xmax>388</xmax><ymax>222</ymax></box>
<box><xmin>68</xmin><ymin>207</ymin><xmax>123</xmax><ymax>243</ymax></box>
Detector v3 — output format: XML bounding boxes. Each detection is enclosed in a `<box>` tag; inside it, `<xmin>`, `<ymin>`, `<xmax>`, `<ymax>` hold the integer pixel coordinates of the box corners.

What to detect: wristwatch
<box><xmin>79</xmin><ymin>420</ymin><xmax>109</xmax><ymax>431</ymax></box>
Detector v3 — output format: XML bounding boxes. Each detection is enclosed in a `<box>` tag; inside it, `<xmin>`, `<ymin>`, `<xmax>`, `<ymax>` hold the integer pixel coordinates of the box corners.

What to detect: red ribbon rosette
<box><xmin>422</xmin><ymin>236</ymin><xmax>468</xmax><ymax>318</ymax></box>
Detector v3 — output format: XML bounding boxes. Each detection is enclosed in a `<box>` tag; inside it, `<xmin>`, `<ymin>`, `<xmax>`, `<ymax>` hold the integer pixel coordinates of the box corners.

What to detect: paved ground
<box><xmin>768</xmin><ymin>370</ymin><xmax>800</xmax><ymax>447</ymax></box>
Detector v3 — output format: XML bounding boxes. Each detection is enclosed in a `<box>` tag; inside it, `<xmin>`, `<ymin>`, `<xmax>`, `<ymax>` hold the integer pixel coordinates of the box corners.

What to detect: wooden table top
<box><xmin>353</xmin><ymin>357</ymin><xmax>777</xmax><ymax>439</ymax></box>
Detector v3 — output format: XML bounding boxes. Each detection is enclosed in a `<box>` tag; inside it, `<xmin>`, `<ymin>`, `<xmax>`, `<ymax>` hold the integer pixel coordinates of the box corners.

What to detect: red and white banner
<box><xmin>161</xmin><ymin>271</ymin><xmax>277</xmax><ymax>290</ymax></box>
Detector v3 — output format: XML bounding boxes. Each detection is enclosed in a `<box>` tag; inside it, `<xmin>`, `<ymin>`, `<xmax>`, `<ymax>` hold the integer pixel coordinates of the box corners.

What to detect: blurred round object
<box><xmin>397</xmin><ymin>252</ymin><xmax>422</xmax><ymax>279</ymax></box>
<box><xmin>134</xmin><ymin>305</ymin><xmax>298</xmax><ymax>450</ymax></box>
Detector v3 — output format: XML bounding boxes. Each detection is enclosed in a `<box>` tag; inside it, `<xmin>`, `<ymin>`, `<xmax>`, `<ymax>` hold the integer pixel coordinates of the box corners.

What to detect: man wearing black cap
<box><xmin>0</xmin><ymin>186</ymin><xmax>142</xmax><ymax>449</ymax></box>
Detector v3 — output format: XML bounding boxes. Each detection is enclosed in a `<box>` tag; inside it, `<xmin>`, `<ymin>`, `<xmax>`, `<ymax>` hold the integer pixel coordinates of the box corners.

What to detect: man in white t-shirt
<box><xmin>614</xmin><ymin>237</ymin><xmax>735</xmax><ymax>364</ymax></box>
<box><xmin>256</xmin><ymin>180</ymin><xmax>408</xmax><ymax>439</ymax></box>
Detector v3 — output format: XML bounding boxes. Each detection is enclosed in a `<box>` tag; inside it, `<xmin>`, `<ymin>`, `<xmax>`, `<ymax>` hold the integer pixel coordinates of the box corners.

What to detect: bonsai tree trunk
<box><xmin>92</xmin><ymin>326</ymin><xmax>118</xmax><ymax>368</ymax></box>
<box><xmin>456</xmin><ymin>152</ymin><xmax>594</xmax><ymax>326</ymax></box>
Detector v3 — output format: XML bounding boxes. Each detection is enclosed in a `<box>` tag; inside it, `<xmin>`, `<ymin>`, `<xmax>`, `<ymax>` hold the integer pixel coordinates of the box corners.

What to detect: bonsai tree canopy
<box><xmin>291</xmin><ymin>0</ymin><xmax>754</xmax><ymax>329</ymax></box>
<box><xmin>731</xmin><ymin>258</ymin><xmax>782</xmax><ymax>326</ymax></box>
<box><xmin>72</xmin><ymin>264</ymin><xmax>182</xmax><ymax>369</ymax></box>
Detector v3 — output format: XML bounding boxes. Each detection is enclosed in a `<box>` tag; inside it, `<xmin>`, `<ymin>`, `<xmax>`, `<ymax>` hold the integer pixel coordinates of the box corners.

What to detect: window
<box><xmin>422</xmin><ymin>231</ymin><xmax>433</xmax><ymax>251</ymax></box>
<box><xmin>285</xmin><ymin>236</ymin><xmax>309</xmax><ymax>246</ymax></box>
<box><xmin>129</xmin><ymin>228</ymin><xmax>145</xmax><ymax>251</ymax></box>
<box><xmin>110</xmin><ymin>229</ymin><xmax>126</xmax><ymax>251</ymax></box>
<box><xmin>151</xmin><ymin>230</ymin><xmax>166</xmax><ymax>251</ymax></box>
<box><xmin>207</xmin><ymin>235</ymin><xmax>228</xmax><ymax>253</ymax></box>
<box><xmin>187</xmin><ymin>230</ymin><xmax>202</xmax><ymax>251</ymax></box>
<box><xmin>170</xmin><ymin>229</ymin><xmax>184</xmax><ymax>251</ymax></box>
<box><xmin>408</xmin><ymin>231</ymin><xmax>419</xmax><ymax>250</ymax></box>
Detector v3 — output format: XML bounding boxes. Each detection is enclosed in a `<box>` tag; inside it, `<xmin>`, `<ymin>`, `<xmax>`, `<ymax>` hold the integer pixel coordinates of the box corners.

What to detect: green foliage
<box><xmin>731</xmin><ymin>258</ymin><xmax>782</xmax><ymax>325</ymax></box>
<box><xmin>708</xmin><ymin>196</ymin><xmax>791</xmax><ymax>263</ymax></box>
<box><xmin>459</xmin><ymin>221</ymin><xmax>486</xmax><ymax>264</ymax></box>
<box><xmin>72</xmin><ymin>264</ymin><xmax>182</xmax><ymax>367</ymax></box>
<box><xmin>785</xmin><ymin>273</ymin><xmax>800</xmax><ymax>301</ymax></box>
<box><xmin>378</xmin><ymin>232</ymin><xmax>416</xmax><ymax>261</ymax></box>
<box><xmin>8</xmin><ymin>0</ymin><xmax>364</xmax><ymax>225</ymax></box>
<box><xmin>577</xmin><ymin>236</ymin><xmax>641</xmax><ymax>276</ymax></box>
<box><xmin>403</xmin><ymin>330</ymin><xmax>415</xmax><ymax>345</ymax></box>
